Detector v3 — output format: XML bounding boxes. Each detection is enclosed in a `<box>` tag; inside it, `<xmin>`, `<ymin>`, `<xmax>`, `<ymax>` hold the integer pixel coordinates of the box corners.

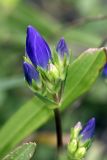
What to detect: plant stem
<box><xmin>54</xmin><ymin>108</ymin><xmax>63</xmax><ymax>150</ymax></box>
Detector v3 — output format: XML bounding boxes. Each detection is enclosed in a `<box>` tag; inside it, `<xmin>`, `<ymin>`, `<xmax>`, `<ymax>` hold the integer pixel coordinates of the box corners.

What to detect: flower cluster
<box><xmin>68</xmin><ymin>118</ymin><xmax>96</xmax><ymax>160</ymax></box>
<box><xmin>23</xmin><ymin>25</ymin><xmax>69</xmax><ymax>106</ymax></box>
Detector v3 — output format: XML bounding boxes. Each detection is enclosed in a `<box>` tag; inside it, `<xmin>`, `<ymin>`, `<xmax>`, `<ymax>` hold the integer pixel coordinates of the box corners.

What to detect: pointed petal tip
<box><xmin>75</xmin><ymin>122</ymin><xmax>82</xmax><ymax>129</ymax></box>
<box><xmin>27</xmin><ymin>25</ymin><xmax>36</xmax><ymax>30</ymax></box>
<box><xmin>27</xmin><ymin>25</ymin><xmax>32</xmax><ymax>30</ymax></box>
<box><xmin>91</xmin><ymin>117</ymin><xmax>96</xmax><ymax>122</ymax></box>
<box><xmin>88</xmin><ymin>117</ymin><xmax>96</xmax><ymax>125</ymax></box>
<box><xmin>26</xmin><ymin>25</ymin><xmax>33</xmax><ymax>32</ymax></box>
<box><xmin>60</xmin><ymin>37</ymin><xmax>65</xmax><ymax>41</ymax></box>
<box><xmin>26</xmin><ymin>25</ymin><xmax>38</xmax><ymax>35</ymax></box>
<box><xmin>27</xmin><ymin>25</ymin><xmax>32</xmax><ymax>28</ymax></box>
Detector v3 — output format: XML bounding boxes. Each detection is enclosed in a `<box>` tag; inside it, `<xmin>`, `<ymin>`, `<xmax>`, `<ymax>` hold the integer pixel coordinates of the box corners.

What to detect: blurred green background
<box><xmin>0</xmin><ymin>0</ymin><xmax>107</xmax><ymax>159</ymax></box>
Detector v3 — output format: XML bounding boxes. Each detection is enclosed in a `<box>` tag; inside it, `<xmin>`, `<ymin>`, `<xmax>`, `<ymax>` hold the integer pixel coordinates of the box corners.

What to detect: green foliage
<box><xmin>1</xmin><ymin>0</ymin><xmax>107</xmax><ymax>159</ymax></box>
<box><xmin>62</xmin><ymin>48</ymin><xmax>105</xmax><ymax>108</ymax></box>
<box><xmin>2</xmin><ymin>142</ymin><xmax>36</xmax><ymax>160</ymax></box>
<box><xmin>0</xmin><ymin>48</ymin><xmax>105</xmax><ymax>158</ymax></box>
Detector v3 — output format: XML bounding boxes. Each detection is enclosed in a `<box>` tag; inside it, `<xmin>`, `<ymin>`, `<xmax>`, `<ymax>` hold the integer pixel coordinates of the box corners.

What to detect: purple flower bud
<box><xmin>74</xmin><ymin>122</ymin><xmax>82</xmax><ymax>130</ymax></box>
<box><xmin>102</xmin><ymin>63</ymin><xmax>107</xmax><ymax>77</ymax></box>
<box><xmin>56</xmin><ymin>37</ymin><xmax>69</xmax><ymax>58</ymax></box>
<box><xmin>23</xmin><ymin>62</ymin><xmax>39</xmax><ymax>85</ymax></box>
<box><xmin>26</xmin><ymin>25</ymin><xmax>52</xmax><ymax>69</ymax></box>
<box><xmin>80</xmin><ymin>118</ymin><xmax>95</xmax><ymax>141</ymax></box>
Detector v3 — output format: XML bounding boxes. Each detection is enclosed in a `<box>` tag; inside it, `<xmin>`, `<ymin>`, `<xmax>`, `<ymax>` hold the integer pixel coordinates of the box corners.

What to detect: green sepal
<box><xmin>68</xmin><ymin>139</ymin><xmax>78</xmax><ymax>154</ymax></box>
<box><xmin>79</xmin><ymin>138</ymin><xmax>92</xmax><ymax>149</ymax></box>
<box><xmin>37</xmin><ymin>66</ymin><xmax>51</xmax><ymax>82</ymax></box>
<box><xmin>34</xmin><ymin>92</ymin><xmax>57</xmax><ymax>106</ymax></box>
<box><xmin>23</xmin><ymin>56</ymin><xmax>32</xmax><ymax>65</ymax></box>
<box><xmin>52</xmin><ymin>48</ymin><xmax>59</xmax><ymax>65</ymax></box>
<box><xmin>32</xmin><ymin>79</ymin><xmax>41</xmax><ymax>90</ymax></box>
<box><xmin>75</xmin><ymin>147</ymin><xmax>86</xmax><ymax>159</ymax></box>
<box><xmin>53</xmin><ymin>79</ymin><xmax>62</xmax><ymax>93</ymax></box>
<box><xmin>25</xmin><ymin>79</ymin><xmax>41</xmax><ymax>93</ymax></box>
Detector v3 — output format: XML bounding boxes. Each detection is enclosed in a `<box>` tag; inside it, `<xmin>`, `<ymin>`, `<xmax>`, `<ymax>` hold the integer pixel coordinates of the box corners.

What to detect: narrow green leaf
<box><xmin>62</xmin><ymin>48</ymin><xmax>106</xmax><ymax>108</ymax></box>
<box><xmin>0</xmin><ymin>48</ymin><xmax>106</xmax><ymax>157</ymax></box>
<box><xmin>2</xmin><ymin>142</ymin><xmax>36</xmax><ymax>160</ymax></box>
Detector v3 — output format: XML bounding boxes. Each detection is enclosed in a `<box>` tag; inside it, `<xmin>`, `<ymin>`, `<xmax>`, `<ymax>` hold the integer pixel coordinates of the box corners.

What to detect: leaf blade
<box><xmin>2</xmin><ymin>142</ymin><xmax>36</xmax><ymax>160</ymax></box>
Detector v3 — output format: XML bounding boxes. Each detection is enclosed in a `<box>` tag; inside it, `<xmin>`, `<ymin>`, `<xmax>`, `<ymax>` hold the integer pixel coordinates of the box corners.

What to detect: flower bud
<box><xmin>68</xmin><ymin>139</ymin><xmax>77</xmax><ymax>154</ymax></box>
<box><xmin>75</xmin><ymin>147</ymin><xmax>86</xmax><ymax>159</ymax></box>
<box><xmin>70</xmin><ymin>122</ymin><xmax>82</xmax><ymax>139</ymax></box>
<box><xmin>56</xmin><ymin>37</ymin><xmax>69</xmax><ymax>59</ymax></box>
<box><xmin>80</xmin><ymin>117</ymin><xmax>95</xmax><ymax>141</ymax></box>
<box><xmin>67</xmin><ymin>118</ymin><xmax>96</xmax><ymax>160</ymax></box>
<box><xmin>48</xmin><ymin>63</ymin><xmax>59</xmax><ymax>79</ymax></box>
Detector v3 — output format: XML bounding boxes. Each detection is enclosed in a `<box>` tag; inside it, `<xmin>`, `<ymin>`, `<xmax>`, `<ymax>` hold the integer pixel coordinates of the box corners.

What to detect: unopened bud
<box><xmin>68</xmin><ymin>139</ymin><xmax>77</xmax><ymax>154</ymax></box>
<box><xmin>48</xmin><ymin>63</ymin><xmax>59</xmax><ymax>79</ymax></box>
<box><xmin>75</xmin><ymin>147</ymin><xmax>86</xmax><ymax>159</ymax></box>
<box><xmin>80</xmin><ymin>118</ymin><xmax>95</xmax><ymax>141</ymax></box>
<box><xmin>71</xmin><ymin>122</ymin><xmax>82</xmax><ymax>139</ymax></box>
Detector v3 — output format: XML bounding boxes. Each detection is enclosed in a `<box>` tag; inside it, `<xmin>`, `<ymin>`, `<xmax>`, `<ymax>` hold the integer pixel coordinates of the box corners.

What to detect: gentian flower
<box><xmin>26</xmin><ymin>25</ymin><xmax>52</xmax><ymax>69</ymax></box>
<box><xmin>56</xmin><ymin>37</ymin><xmax>69</xmax><ymax>58</ymax></box>
<box><xmin>23</xmin><ymin>62</ymin><xmax>39</xmax><ymax>85</ymax></box>
<box><xmin>80</xmin><ymin>117</ymin><xmax>95</xmax><ymax>141</ymax></box>
<box><xmin>23</xmin><ymin>25</ymin><xmax>70</xmax><ymax>105</ymax></box>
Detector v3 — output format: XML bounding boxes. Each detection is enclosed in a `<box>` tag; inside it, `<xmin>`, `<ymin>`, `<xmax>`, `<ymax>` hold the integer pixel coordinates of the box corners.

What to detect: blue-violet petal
<box><xmin>80</xmin><ymin>118</ymin><xmax>95</xmax><ymax>141</ymax></box>
<box><xmin>56</xmin><ymin>37</ymin><xmax>69</xmax><ymax>58</ymax></box>
<box><xmin>26</xmin><ymin>25</ymin><xmax>52</xmax><ymax>69</ymax></box>
<box><xmin>102</xmin><ymin>63</ymin><xmax>107</xmax><ymax>77</ymax></box>
<box><xmin>23</xmin><ymin>62</ymin><xmax>39</xmax><ymax>85</ymax></box>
